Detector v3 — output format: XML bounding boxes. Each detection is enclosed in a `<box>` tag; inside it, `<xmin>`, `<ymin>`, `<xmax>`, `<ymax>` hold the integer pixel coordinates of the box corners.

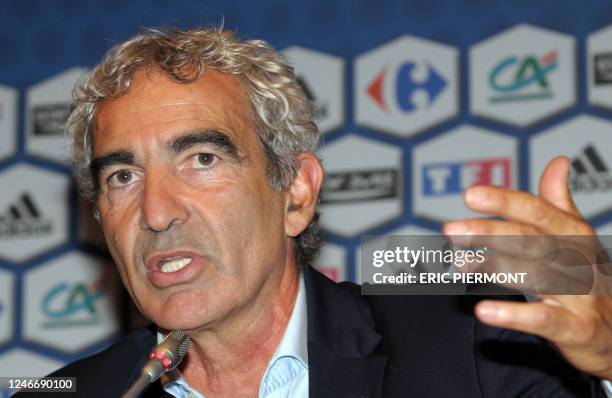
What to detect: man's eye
<box><xmin>108</xmin><ymin>170</ymin><xmax>134</xmax><ymax>187</ymax></box>
<box><xmin>193</xmin><ymin>153</ymin><xmax>218</xmax><ymax>168</ymax></box>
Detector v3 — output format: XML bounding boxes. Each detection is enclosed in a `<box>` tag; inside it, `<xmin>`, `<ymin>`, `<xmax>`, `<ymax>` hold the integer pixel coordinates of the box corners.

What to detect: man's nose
<box><xmin>139</xmin><ymin>168</ymin><xmax>189</xmax><ymax>232</ymax></box>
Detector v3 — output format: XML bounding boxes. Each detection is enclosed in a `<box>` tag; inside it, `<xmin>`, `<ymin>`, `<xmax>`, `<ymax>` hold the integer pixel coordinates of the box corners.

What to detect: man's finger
<box><xmin>463</xmin><ymin>186</ymin><xmax>589</xmax><ymax>235</ymax></box>
<box><xmin>444</xmin><ymin>219</ymin><xmax>559</xmax><ymax>260</ymax></box>
<box><xmin>474</xmin><ymin>299</ymin><xmax>578</xmax><ymax>343</ymax></box>
<box><xmin>444</xmin><ymin>218</ymin><xmax>540</xmax><ymax>237</ymax></box>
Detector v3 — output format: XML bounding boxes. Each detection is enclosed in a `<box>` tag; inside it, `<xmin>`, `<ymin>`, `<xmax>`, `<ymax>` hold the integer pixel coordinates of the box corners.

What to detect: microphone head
<box><xmin>159</xmin><ymin>330</ymin><xmax>191</xmax><ymax>371</ymax></box>
<box><xmin>124</xmin><ymin>330</ymin><xmax>192</xmax><ymax>396</ymax></box>
<box><xmin>144</xmin><ymin>330</ymin><xmax>192</xmax><ymax>379</ymax></box>
<box><xmin>162</xmin><ymin>330</ymin><xmax>191</xmax><ymax>367</ymax></box>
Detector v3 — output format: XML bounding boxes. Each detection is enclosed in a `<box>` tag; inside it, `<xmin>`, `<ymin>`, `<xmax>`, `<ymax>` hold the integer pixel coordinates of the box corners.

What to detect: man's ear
<box><xmin>285</xmin><ymin>152</ymin><xmax>324</xmax><ymax>237</ymax></box>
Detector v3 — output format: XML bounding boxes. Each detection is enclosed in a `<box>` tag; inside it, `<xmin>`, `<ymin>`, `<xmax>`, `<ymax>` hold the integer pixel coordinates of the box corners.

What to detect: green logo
<box><xmin>40</xmin><ymin>279</ymin><xmax>106</xmax><ymax>328</ymax></box>
<box><xmin>488</xmin><ymin>51</ymin><xmax>558</xmax><ymax>103</ymax></box>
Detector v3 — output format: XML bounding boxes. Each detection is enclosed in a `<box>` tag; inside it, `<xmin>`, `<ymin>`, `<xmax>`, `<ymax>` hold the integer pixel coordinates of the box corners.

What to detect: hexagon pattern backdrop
<box><xmin>2</xmin><ymin>0</ymin><xmax>612</xmax><ymax>388</ymax></box>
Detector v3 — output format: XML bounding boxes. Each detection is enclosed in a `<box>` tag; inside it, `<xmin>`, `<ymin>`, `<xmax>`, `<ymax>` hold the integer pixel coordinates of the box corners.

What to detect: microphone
<box><xmin>121</xmin><ymin>330</ymin><xmax>191</xmax><ymax>398</ymax></box>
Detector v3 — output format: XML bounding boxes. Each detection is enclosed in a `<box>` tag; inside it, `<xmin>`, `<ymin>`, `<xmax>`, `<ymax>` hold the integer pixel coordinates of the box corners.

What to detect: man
<box><xmin>20</xmin><ymin>26</ymin><xmax>612</xmax><ymax>397</ymax></box>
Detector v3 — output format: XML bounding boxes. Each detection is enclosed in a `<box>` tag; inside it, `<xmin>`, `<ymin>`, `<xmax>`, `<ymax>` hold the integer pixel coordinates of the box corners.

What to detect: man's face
<box><xmin>92</xmin><ymin>68</ymin><xmax>289</xmax><ymax>331</ymax></box>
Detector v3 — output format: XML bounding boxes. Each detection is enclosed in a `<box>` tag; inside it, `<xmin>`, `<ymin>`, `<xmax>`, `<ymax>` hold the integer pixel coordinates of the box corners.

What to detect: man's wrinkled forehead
<box><xmin>91</xmin><ymin>67</ymin><xmax>257</xmax><ymax>150</ymax></box>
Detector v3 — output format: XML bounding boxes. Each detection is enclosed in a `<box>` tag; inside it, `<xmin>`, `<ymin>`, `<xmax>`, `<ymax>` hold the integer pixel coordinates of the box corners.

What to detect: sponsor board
<box><xmin>283</xmin><ymin>46</ymin><xmax>345</xmax><ymax>134</ymax></box>
<box><xmin>470</xmin><ymin>24</ymin><xmax>575</xmax><ymax>127</ymax></box>
<box><xmin>355</xmin><ymin>35</ymin><xmax>458</xmax><ymax>137</ymax></box>
<box><xmin>23</xmin><ymin>251</ymin><xmax>120</xmax><ymax>353</ymax></box>
<box><xmin>588</xmin><ymin>24</ymin><xmax>612</xmax><ymax>109</ymax></box>
<box><xmin>0</xmin><ymin>84</ymin><xmax>18</xmax><ymax>161</ymax></box>
<box><xmin>530</xmin><ymin>115</ymin><xmax>612</xmax><ymax>218</ymax></box>
<box><xmin>318</xmin><ymin>134</ymin><xmax>402</xmax><ymax>236</ymax></box>
<box><xmin>26</xmin><ymin>67</ymin><xmax>87</xmax><ymax>163</ymax></box>
<box><xmin>0</xmin><ymin>164</ymin><xmax>69</xmax><ymax>263</ymax></box>
<box><xmin>313</xmin><ymin>242</ymin><xmax>347</xmax><ymax>282</ymax></box>
<box><xmin>413</xmin><ymin>125</ymin><xmax>518</xmax><ymax>222</ymax></box>
<box><xmin>0</xmin><ymin>269</ymin><xmax>14</xmax><ymax>345</ymax></box>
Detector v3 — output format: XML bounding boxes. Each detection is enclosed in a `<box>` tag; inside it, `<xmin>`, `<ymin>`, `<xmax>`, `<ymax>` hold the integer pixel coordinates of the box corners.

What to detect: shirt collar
<box><xmin>268</xmin><ymin>273</ymin><xmax>308</xmax><ymax>368</ymax></box>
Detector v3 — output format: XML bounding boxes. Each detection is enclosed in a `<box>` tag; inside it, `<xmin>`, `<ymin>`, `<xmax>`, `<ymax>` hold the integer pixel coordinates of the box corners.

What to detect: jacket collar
<box><xmin>304</xmin><ymin>266</ymin><xmax>388</xmax><ymax>398</ymax></box>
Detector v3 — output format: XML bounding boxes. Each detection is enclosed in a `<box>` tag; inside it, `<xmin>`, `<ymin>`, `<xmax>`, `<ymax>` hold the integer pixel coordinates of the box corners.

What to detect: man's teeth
<box><xmin>160</xmin><ymin>257</ymin><xmax>192</xmax><ymax>273</ymax></box>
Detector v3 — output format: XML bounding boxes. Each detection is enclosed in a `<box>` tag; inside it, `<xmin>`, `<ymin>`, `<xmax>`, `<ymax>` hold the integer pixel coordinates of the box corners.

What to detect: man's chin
<box><xmin>149</xmin><ymin>301</ymin><xmax>215</xmax><ymax>332</ymax></box>
<box><xmin>152</xmin><ymin>312</ymin><xmax>212</xmax><ymax>332</ymax></box>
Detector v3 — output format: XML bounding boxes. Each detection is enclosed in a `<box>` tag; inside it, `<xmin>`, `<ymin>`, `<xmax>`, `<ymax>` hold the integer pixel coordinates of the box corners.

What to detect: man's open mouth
<box><xmin>159</xmin><ymin>257</ymin><xmax>193</xmax><ymax>273</ymax></box>
<box><xmin>145</xmin><ymin>251</ymin><xmax>204</xmax><ymax>287</ymax></box>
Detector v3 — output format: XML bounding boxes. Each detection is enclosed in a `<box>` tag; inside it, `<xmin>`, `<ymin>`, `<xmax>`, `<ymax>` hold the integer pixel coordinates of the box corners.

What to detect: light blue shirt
<box><xmin>603</xmin><ymin>379</ymin><xmax>612</xmax><ymax>398</ymax></box>
<box><xmin>159</xmin><ymin>276</ymin><xmax>309</xmax><ymax>398</ymax></box>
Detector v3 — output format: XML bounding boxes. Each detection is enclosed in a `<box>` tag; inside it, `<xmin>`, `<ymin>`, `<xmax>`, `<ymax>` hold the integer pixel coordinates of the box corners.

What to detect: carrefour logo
<box><xmin>367</xmin><ymin>61</ymin><xmax>447</xmax><ymax>113</ymax></box>
<box><xmin>40</xmin><ymin>279</ymin><xmax>106</xmax><ymax>328</ymax></box>
<box><xmin>422</xmin><ymin>157</ymin><xmax>511</xmax><ymax>196</ymax></box>
<box><xmin>489</xmin><ymin>51</ymin><xmax>558</xmax><ymax>103</ymax></box>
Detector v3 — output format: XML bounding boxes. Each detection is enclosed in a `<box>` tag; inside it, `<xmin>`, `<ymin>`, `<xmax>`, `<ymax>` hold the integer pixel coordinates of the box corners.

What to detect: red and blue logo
<box><xmin>422</xmin><ymin>157</ymin><xmax>512</xmax><ymax>196</ymax></box>
<box><xmin>367</xmin><ymin>61</ymin><xmax>447</xmax><ymax>113</ymax></box>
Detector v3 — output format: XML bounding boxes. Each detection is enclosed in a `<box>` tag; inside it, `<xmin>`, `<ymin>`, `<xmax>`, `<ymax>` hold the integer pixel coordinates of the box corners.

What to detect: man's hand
<box><xmin>443</xmin><ymin>156</ymin><xmax>612</xmax><ymax>380</ymax></box>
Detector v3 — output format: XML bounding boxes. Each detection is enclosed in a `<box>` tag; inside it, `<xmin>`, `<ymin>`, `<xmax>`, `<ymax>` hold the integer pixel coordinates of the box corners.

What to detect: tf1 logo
<box><xmin>422</xmin><ymin>157</ymin><xmax>512</xmax><ymax>196</ymax></box>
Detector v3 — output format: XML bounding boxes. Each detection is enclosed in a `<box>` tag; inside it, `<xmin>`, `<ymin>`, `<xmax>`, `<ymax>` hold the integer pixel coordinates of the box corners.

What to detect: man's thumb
<box><xmin>539</xmin><ymin>156</ymin><xmax>581</xmax><ymax>216</ymax></box>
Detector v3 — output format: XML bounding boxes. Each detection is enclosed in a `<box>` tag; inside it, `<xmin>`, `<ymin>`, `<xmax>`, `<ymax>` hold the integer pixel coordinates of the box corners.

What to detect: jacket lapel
<box><xmin>304</xmin><ymin>266</ymin><xmax>388</xmax><ymax>398</ymax></box>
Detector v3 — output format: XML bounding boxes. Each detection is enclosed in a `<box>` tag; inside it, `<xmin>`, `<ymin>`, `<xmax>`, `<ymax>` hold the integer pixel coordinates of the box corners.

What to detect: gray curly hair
<box><xmin>67</xmin><ymin>26</ymin><xmax>322</xmax><ymax>267</ymax></box>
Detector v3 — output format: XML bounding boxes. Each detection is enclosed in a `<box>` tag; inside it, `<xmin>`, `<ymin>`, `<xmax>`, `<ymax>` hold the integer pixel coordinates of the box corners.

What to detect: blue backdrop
<box><xmin>1</xmin><ymin>0</ymin><xmax>612</xmax><ymax>387</ymax></box>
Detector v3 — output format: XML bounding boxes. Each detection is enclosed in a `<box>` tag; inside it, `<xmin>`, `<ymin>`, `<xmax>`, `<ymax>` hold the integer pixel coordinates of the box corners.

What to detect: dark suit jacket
<box><xmin>18</xmin><ymin>266</ymin><xmax>602</xmax><ymax>397</ymax></box>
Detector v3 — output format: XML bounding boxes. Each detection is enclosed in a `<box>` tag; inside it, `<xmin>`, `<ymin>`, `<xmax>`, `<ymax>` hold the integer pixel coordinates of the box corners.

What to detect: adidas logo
<box><xmin>569</xmin><ymin>145</ymin><xmax>612</xmax><ymax>193</ymax></box>
<box><xmin>0</xmin><ymin>192</ymin><xmax>53</xmax><ymax>238</ymax></box>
